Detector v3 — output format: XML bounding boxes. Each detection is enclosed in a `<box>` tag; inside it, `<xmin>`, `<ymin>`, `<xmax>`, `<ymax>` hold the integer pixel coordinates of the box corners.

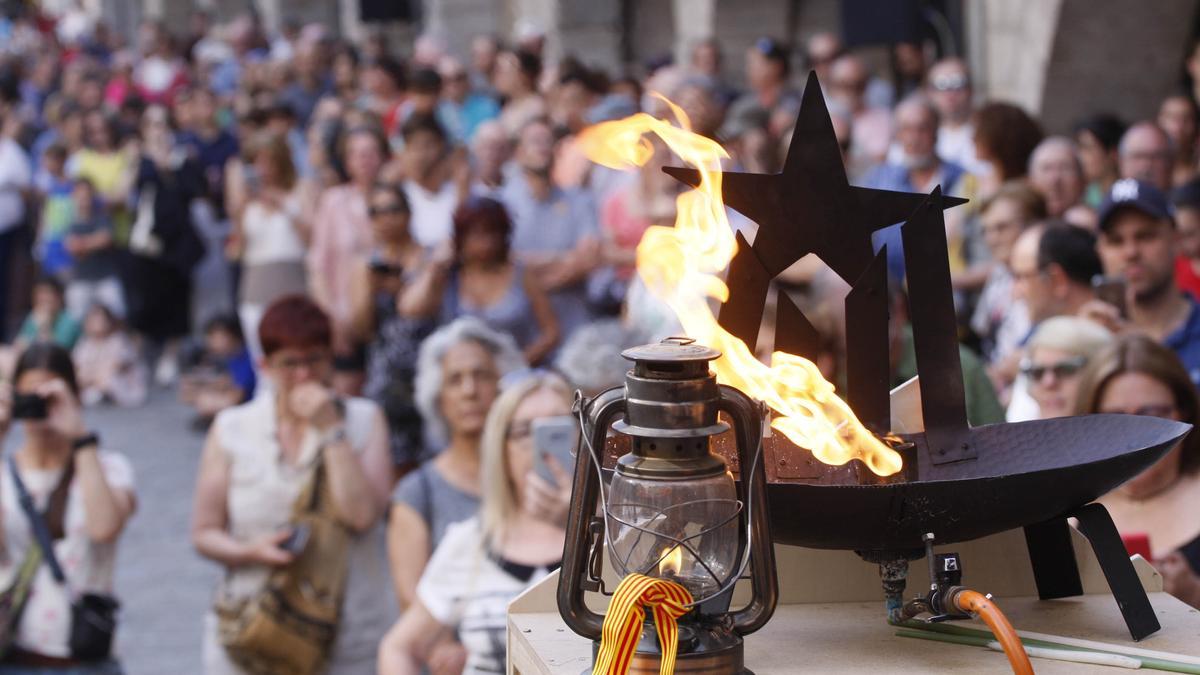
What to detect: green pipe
<box><xmin>895</xmin><ymin>623</ymin><xmax>1200</xmax><ymax>674</ymax></box>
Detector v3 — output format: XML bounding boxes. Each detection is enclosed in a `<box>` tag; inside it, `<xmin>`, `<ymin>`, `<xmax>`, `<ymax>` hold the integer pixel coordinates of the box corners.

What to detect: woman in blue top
<box><xmin>401</xmin><ymin>196</ymin><xmax>559</xmax><ymax>365</ymax></box>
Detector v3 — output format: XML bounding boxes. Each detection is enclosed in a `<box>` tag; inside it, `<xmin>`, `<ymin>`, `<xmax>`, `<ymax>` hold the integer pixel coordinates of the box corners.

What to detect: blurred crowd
<box><xmin>0</xmin><ymin>5</ymin><xmax>1198</xmax><ymax>674</ymax></box>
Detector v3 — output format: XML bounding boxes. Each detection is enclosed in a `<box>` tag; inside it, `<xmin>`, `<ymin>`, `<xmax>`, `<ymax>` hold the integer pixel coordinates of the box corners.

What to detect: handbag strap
<box><xmin>7</xmin><ymin>455</ymin><xmax>75</xmax><ymax>585</ymax></box>
<box><xmin>293</xmin><ymin>454</ymin><xmax>327</xmax><ymax>517</ymax></box>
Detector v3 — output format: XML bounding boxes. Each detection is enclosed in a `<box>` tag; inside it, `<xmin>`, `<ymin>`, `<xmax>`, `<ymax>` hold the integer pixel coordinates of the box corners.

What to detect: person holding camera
<box><xmin>190</xmin><ymin>295</ymin><xmax>395</xmax><ymax>674</ymax></box>
<box><xmin>0</xmin><ymin>342</ymin><xmax>136</xmax><ymax>672</ymax></box>
<box><xmin>349</xmin><ymin>183</ymin><xmax>434</xmax><ymax>478</ymax></box>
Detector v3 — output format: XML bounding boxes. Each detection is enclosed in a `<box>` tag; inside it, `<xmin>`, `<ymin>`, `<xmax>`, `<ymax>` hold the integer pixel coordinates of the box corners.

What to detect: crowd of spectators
<box><xmin>0</xmin><ymin>6</ymin><xmax>1198</xmax><ymax>672</ymax></box>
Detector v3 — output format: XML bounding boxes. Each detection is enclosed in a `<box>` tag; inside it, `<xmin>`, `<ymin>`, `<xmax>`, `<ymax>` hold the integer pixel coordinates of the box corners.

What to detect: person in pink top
<box><xmin>307</xmin><ymin>126</ymin><xmax>390</xmax><ymax>394</ymax></box>
<box><xmin>599</xmin><ymin>137</ymin><xmax>678</xmax><ymax>281</ymax></box>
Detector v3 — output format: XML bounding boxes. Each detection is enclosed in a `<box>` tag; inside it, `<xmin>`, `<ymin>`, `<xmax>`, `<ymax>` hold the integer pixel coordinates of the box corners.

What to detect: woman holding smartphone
<box><xmin>349</xmin><ymin>183</ymin><xmax>435</xmax><ymax>477</ymax></box>
<box><xmin>0</xmin><ymin>343</ymin><xmax>136</xmax><ymax>672</ymax></box>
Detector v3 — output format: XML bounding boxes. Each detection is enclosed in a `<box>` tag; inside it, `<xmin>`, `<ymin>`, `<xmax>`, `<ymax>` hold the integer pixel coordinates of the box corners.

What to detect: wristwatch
<box><xmin>318</xmin><ymin>426</ymin><xmax>348</xmax><ymax>449</ymax></box>
<box><xmin>71</xmin><ymin>432</ymin><xmax>100</xmax><ymax>452</ymax></box>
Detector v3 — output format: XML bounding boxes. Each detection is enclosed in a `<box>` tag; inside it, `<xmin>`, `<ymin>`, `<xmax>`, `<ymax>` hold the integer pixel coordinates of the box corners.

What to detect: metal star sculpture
<box><xmin>664</xmin><ymin>71</ymin><xmax>967</xmax><ymax>430</ymax></box>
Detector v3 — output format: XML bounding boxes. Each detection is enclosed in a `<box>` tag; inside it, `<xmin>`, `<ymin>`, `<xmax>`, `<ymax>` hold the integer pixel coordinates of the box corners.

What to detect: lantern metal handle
<box><xmin>557</xmin><ymin>386</ymin><xmax>625</xmax><ymax>640</ymax></box>
<box><xmin>717</xmin><ymin>384</ymin><xmax>778</xmax><ymax>636</ymax></box>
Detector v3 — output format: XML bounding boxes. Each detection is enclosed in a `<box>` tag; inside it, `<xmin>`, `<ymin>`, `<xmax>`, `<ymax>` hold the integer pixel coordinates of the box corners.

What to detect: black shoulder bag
<box><xmin>8</xmin><ymin>455</ymin><xmax>119</xmax><ymax>661</ymax></box>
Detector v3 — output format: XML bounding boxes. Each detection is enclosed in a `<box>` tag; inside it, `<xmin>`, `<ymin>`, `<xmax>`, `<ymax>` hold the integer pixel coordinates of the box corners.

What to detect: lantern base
<box><xmin>590</xmin><ymin>621</ymin><xmax>748</xmax><ymax>674</ymax></box>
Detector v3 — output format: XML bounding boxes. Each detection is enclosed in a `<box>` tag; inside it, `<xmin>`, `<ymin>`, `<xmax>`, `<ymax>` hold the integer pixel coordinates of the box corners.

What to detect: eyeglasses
<box><xmin>1011</xmin><ymin>266</ymin><xmax>1048</xmax><ymax>283</ymax></box>
<box><xmin>369</xmin><ymin>204</ymin><xmax>408</xmax><ymax>217</ymax></box>
<box><xmin>1020</xmin><ymin>355</ymin><xmax>1088</xmax><ymax>382</ymax></box>
<box><xmin>508</xmin><ymin>420</ymin><xmax>533</xmax><ymax>441</ymax></box>
<box><xmin>1100</xmin><ymin>404</ymin><xmax>1176</xmax><ymax>418</ymax></box>
<box><xmin>271</xmin><ymin>353</ymin><xmax>330</xmax><ymax>371</ymax></box>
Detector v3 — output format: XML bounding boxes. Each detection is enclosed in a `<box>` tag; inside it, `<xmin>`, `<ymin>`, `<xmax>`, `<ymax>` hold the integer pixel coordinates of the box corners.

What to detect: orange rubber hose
<box><xmin>955</xmin><ymin>590</ymin><xmax>1034</xmax><ymax>675</ymax></box>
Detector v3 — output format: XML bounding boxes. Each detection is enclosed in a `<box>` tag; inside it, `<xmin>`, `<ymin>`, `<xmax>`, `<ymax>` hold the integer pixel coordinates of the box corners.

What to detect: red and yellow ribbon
<box><xmin>593</xmin><ymin>573</ymin><xmax>694</xmax><ymax>675</ymax></box>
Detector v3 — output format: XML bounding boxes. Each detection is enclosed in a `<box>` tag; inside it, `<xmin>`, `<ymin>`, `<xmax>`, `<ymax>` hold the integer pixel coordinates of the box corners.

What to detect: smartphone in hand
<box><xmin>1092</xmin><ymin>274</ymin><xmax>1128</xmax><ymax>319</ymax></box>
<box><xmin>532</xmin><ymin>416</ymin><xmax>579</xmax><ymax>487</ymax></box>
<box><xmin>279</xmin><ymin>525</ymin><xmax>311</xmax><ymax>556</ymax></box>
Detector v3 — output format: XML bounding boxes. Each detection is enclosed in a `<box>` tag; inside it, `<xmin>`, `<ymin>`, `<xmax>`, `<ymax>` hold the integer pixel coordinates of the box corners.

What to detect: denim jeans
<box><xmin>0</xmin><ymin>660</ymin><xmax>123</xmax><ymax>675</ymax></box>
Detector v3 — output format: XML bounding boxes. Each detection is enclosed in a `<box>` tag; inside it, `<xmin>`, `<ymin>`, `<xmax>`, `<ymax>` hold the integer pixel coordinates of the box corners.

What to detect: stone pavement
<box><xmin>93</xmin><ymin>387</ymin><xmax>217</xmax><ymax>674</ymax></box>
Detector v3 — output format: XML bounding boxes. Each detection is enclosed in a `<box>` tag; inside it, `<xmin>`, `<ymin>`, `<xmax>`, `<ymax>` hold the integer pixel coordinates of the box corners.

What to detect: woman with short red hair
<box><xmin>191</xmin><ymin>295</ymin><xmax>396</xmax><ymax>673</ymax></box>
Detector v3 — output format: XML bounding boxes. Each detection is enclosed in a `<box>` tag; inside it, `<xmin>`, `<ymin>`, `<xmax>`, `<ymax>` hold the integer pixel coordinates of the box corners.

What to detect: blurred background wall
<box><xmin>72</xmin><ymin>0</ymin><xmax>1200</xmax><ymax>134</ymax></box>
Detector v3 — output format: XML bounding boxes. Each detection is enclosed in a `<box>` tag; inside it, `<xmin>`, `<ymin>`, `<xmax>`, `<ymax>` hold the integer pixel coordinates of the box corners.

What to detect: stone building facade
<box><xmin>112</xmin><ymin>0</ymin><xmax>1199</xmax><ymax>132</ymax></box>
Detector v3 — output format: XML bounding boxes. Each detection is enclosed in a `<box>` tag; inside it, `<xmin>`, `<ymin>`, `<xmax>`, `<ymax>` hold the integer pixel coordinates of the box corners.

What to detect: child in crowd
<box><xmin>16</xmin><ymin>277</ymin><xmax>82</xmax><ymax>350</ymax></box>
<box><xmin>179</xmin><ymin>315</ymin><xmax>257</xmax><ymax>427</ymax></box>
<box><xmin>34</xmin><ymin>143</ymin><xmax>75</xmax><ymax>279</ymax></box>
<box><xmin>64</xmin><ymin>177</ymin><xmax>126</xmax><ymax>319</ymax></box>
<box><xmin>73</xmin><ymin>303</ymin><xmax>147</xmax><ymax>407</ymax></box>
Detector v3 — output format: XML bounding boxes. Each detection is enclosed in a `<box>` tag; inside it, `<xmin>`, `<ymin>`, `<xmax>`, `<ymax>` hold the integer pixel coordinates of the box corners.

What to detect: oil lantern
<box><xmin>558</xmin><ymin>337</ymin><xmax>778</xmax><ymax>673</ymax></box>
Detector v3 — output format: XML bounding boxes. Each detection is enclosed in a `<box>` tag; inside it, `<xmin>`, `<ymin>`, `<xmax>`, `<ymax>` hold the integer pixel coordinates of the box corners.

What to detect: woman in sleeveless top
<box><xmin>1075</xmin><ymin>335</ymin><xmax>1200</xmax><ymax>608</ymax></box>
<box><xmin>228</xmin><ymin>133</ymin><xmax>309</xmax><ymax>364</ymax></box>
<box><xmin>349</xmin><ymin>183</ymin><xmax>435</xmax><ymax>476</ymax></box>
<box><xmin>379</xmin><ymin>373</ymin><xmax>573</xmax><ymax>674</ymax></box>
<box><xmin>401</xmin><ymin>196</ymin><xmax>559</xmax><ymax>365</ymax></box>
<box><xmin>386</xmin><ymin>318</ymin><xmax>524</xmax><ymax>611</ymax></box>
<box><xmin>191</xmin><ymin>297</ymin><xmax>396</xmax><ymax>673</ymax></box>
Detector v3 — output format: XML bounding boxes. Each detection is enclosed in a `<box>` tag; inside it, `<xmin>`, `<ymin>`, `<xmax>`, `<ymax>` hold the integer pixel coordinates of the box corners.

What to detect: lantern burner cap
<box><xmin>622</xmin><ymin>337</ymin><xmax>721</xmax><ymax>363</ymax></box>
<box><xmin>622</xmin><ymin>337</ymin><xmax>721</xmax><ymax>380</ymax></box>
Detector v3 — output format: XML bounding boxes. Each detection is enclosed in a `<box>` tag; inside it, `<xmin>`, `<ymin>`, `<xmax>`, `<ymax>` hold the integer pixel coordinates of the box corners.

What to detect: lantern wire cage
<box><xmin>574</xmin><ymin>393</ymin><xmax>764</xmax><ymax>609</ymax></box>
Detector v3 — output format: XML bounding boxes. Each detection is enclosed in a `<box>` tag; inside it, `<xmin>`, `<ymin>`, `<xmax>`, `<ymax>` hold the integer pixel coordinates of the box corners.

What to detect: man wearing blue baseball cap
<box><xmin>1094</xmin><ymin>178</ymin><xmax>1200</xmax><ymax>385</ymax></box>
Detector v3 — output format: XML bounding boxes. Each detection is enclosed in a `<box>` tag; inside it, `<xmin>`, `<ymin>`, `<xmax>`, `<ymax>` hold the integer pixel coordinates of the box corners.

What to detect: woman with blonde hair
<box><xmin>378</xmin><ymin>372</ymin><xmax>573</xmax><ymax>674</ymax></box>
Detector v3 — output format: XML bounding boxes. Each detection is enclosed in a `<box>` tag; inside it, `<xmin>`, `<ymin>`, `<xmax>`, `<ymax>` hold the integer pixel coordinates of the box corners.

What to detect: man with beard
<box><xmin>862</xmin><ymin>94</ymin><xmax>966</xmax><ymax>279</ymax></box>
<box><xmin>1095</xmin><ymin>178</ymin><xmax>1200</xmax><ymax>385</ymax></box>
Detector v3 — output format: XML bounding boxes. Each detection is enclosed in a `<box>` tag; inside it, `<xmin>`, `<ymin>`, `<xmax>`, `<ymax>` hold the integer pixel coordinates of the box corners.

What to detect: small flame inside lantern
<box><xmin>658</xmin><ymin>545</ymin><xmax>683</xmax><ymax>578</ymax></box>
<box><xmin>579</xmin><ymin>98</ymin><xmax>903</xmax><ymax>476</ymax></box>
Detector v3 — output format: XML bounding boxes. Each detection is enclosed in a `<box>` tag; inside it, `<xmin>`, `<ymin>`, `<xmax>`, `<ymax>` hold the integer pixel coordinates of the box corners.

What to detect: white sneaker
<box><xmin>155</xmin><ymin>355</ymin><xmax>179</xmax><ymax>387</ymax></box>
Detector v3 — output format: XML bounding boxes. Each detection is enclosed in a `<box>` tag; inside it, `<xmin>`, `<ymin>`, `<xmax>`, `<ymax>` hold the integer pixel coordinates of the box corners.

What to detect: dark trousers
<box><xmin>0</xmin><ymin>223</ymin><xmax>34</xmax><ymax>342</ymax></box>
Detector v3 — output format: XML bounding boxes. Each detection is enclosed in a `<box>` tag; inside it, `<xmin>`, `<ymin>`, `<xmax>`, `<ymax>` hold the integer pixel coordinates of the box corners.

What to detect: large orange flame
<box><xmin>580</xmin><ymin>99</ymin><xmax>902</xmax><ymax>476</ymax></box>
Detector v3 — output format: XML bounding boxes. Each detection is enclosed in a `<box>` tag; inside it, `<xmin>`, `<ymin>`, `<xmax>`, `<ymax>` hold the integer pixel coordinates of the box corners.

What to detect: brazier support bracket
<box><xmin>1023</xmin><ymin>502</ymin><xmax>1160</xmax><ymax>641</ymax></box>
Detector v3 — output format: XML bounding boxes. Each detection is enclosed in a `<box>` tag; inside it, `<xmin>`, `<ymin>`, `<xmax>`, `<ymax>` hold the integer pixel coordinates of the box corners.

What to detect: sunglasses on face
<box><xmin>930</xmin><ymin>73</ymin><xmax>969</xmax><ymax>92</ymax></box>
<box><xmin>1021</xmin><ymin>355</ymin><xmax>1087</xmax><ymax>382</ymax></box>
<box><xmin>368</xmin><ymin>204</ymin><xmax>408</xmax><ymax>217</ymax></box>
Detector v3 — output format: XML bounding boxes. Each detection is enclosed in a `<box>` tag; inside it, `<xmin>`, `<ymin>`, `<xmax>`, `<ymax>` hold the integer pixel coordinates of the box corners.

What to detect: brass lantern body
<box><xmin>557</xmin><ymin>338</ymin><xmax>778</xmax><ymax>673</ymax></box>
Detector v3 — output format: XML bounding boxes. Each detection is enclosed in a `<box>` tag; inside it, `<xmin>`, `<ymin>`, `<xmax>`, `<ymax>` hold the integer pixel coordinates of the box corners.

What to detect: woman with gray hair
<box><xmin>387</xmin><ymin>317</ymin><xmax>525</xmax><ymax>614</ymax></box>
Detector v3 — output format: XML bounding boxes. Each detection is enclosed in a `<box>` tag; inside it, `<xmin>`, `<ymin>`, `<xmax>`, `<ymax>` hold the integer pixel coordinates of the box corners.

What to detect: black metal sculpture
<box><xmin>664</xmin><ymin>71</ymin><xmax>1191</xmax><ymax>641</ymax></box>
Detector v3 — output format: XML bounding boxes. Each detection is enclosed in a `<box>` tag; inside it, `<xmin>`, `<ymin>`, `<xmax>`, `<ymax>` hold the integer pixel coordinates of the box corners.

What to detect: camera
<box><xmin>11</xmin><ymin>393</ymin><xmax>49</xmax><ymax>420</ymax></box>
<box><xmin>368</xmin><ymin>260</ymin><xmax>404</xmax><ymax>276</ymax></box>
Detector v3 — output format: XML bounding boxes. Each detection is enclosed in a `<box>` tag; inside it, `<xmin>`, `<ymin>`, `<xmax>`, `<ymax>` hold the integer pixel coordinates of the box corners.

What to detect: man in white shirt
<box><xmin>400</xmin><ymin>114</ymin><xmax>462</xmax><ymax>248</ymax></box>
<box><xmin>926</xmin><ymin>58</ymin><xmax>988</xmax><ymax>177</ymax></box>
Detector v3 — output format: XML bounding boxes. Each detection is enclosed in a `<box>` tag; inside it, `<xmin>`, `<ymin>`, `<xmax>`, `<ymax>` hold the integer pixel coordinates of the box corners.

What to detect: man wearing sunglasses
<box><xmin>925</xmin><ymin>58</ymin><xmax>985</xmax><ymax>176</ymax></box>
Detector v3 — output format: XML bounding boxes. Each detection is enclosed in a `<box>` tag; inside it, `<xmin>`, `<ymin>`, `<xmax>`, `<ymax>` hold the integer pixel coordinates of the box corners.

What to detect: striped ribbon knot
<box><xmin>593</xmin><ymin>573</ymin><xmax>694</xmax><ymax>675</ymax></box>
